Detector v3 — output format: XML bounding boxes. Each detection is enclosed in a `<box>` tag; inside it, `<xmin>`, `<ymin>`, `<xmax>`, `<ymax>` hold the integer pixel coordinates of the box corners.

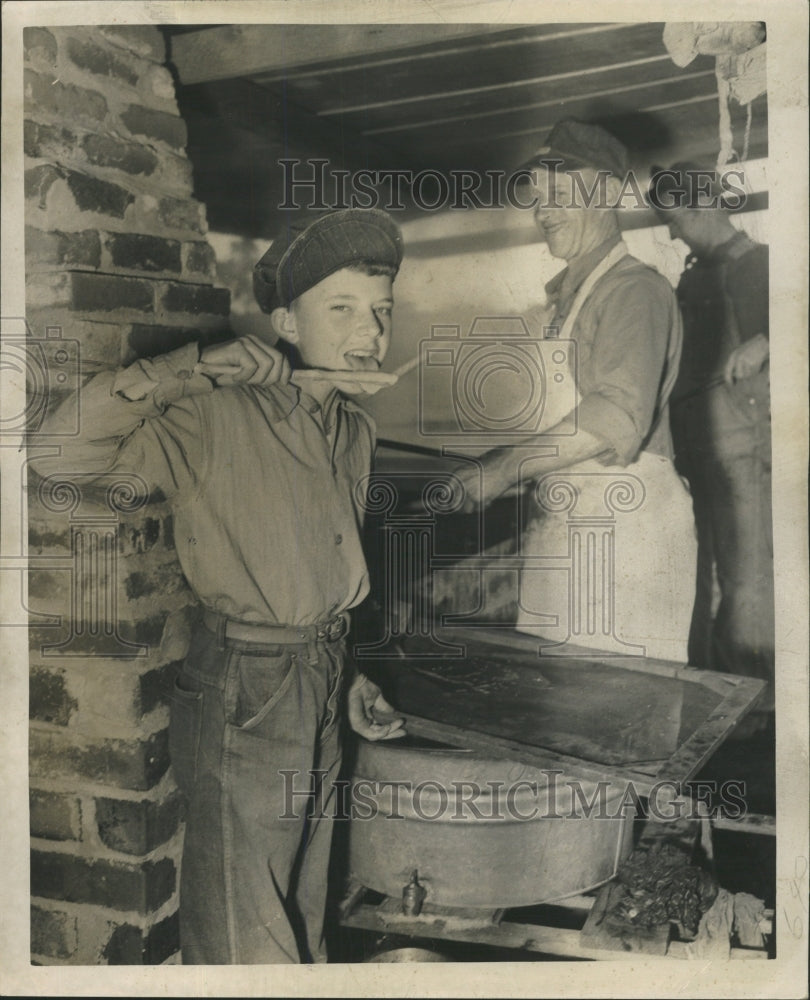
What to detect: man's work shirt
<box><xmin>672</xmin><ymin>230</ymin><xmax>769</xmax><ymax>402</ymax></box>
<box><xmin>541</xmin><ymin>235</ymin><xmax>683</xmax><ymax>465</ymax></box>
<box><xmin>37</xmin><ymin>342</ymin><xmax>375</xmax><ymax>625</ymax></box>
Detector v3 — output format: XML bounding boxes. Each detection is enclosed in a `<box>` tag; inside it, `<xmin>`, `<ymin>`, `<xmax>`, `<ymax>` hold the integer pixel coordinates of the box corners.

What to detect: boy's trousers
<box><xmin>168</xmin><ymin>614</ymin><xmax>346</xmax><ymax>964</ymax></box>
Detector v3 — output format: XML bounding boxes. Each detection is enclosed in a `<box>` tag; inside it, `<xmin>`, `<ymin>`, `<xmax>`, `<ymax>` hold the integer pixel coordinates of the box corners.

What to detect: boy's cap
<box><xmin>520</xmin><ymin>119</ymin><xmax>630</xmax><ymax>179</ymax></box>
<box><xmin>254</xmin><ymin>208</ymin><xmax>404</xmax><ymax>313</ymax></box>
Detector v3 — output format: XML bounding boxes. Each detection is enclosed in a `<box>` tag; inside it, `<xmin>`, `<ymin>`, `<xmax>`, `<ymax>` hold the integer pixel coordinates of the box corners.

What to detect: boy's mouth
<box><xmin>343</xmin><ymin>349</ymin><xmax>381</xmax><ymax>372</ymax></box>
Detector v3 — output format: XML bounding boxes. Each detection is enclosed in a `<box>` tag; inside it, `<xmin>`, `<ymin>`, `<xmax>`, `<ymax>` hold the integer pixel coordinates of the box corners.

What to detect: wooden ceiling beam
<box><xmin>362</xmin><ymin>70</ymin><xmax>716</xmax><ymax>137</ymax></box>
<box><xmin>249</xmin><ymin>23</ymin><xmax>623</xmax><ymax>84</ymax></box>
<box><xmin>170</xmin><ymin>23</ymin><xmax>516</xmax><ymax>86</ymax></box>
<box><xmin>180</xmin><ymin>77</ymin><xmax>415</xmax><ymax>173</ymax></box>
<box><xmin>317</xmin><ymin>54</ymin><xmax>672</xmax><ymax>117</ymax></box>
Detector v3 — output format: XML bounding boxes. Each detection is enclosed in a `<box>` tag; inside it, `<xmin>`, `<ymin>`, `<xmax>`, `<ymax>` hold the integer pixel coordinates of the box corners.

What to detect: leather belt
<box><xmin>202</xmin><ymin>608</ymin><xmax>349</xmax><ymax>646</ymax></box>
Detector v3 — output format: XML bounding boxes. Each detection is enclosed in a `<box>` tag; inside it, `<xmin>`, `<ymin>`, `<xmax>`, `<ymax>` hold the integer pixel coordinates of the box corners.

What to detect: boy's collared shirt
<box><xmin>43</xmin><ymin>342</ymin><xmax>375</xmax><ymax>626</ymax></box>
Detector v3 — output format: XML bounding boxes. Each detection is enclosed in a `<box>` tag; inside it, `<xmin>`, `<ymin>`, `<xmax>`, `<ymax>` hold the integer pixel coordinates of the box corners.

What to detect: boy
<box><xmin>35</xmin><ymin>207</ymin><xmax>406</xmax><ymax>964</ymax></box>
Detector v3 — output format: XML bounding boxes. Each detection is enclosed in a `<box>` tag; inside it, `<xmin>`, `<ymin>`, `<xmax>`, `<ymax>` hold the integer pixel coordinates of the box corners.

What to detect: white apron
<box><xmin>516</xmin><ymin>243</ymin><xmax>697</xmax><ymax>663</ymax></box>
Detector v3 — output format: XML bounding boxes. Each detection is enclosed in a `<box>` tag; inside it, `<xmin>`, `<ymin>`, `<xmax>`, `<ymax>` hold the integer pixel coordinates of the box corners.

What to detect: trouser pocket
<box><xmin>168</xmin><ymin>668</ymin><xmax>203</xmax><ymax>795</ymax></box>
<box><xmin>227</xmin><ymin>646</ymin><xmax>297</xmax><ymax>732</ymax></box>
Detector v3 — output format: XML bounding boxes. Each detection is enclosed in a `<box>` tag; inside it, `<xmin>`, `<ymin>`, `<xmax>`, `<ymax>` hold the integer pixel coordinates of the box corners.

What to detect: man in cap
<box><xmin>648</xmin><ymin>164</ymin><xmax>773</xmax><ymax>724</ymax></box>
<box><xmin>456</xmin><ymin>119</ymin><xmax>696</xmax><ymax>662</ymax></box>
<box><xmin>34</xmin><ymin>207</ymin><xmax>406</xmax><ymax>963</ymax></box>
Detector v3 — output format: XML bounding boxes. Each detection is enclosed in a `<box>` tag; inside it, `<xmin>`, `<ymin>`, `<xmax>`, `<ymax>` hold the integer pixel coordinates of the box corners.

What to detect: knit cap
<box><xmin>254</xmin><ymin>208</ymin><xmax>403</xmax><ymax>312</ymax></box>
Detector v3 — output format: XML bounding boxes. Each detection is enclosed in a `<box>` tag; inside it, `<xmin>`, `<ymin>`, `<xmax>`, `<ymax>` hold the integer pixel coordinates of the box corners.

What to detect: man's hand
<box><xmin>724</xmin><ymin>334</ymin><xmax>769</xmax><ymax>384</ymax></box>
<box><xmin>197</xmin><ymin>336</ymin><xmax>291</xmax><ymax>386</ymax></box>
<box><xmin>454</xmin><ymin>452</ymin><xmax>514</xmax><ymax>513</ymax></box>
<box><xmin>347</xmin><ymin>675</ymin><xmax>406</xmax><ymax>741</ymax></box>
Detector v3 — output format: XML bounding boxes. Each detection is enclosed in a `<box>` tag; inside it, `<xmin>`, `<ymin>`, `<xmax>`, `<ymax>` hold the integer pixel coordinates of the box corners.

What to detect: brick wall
<box><xmin>24</xmin><ymin>25</ymin><xmax>231</xmax><ymax>965</ymax></box>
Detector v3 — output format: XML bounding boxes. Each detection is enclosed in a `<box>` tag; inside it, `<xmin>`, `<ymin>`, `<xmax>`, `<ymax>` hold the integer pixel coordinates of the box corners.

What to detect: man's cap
<box><xmin>254</xmin><ymin>207</ymin><xmax>404</xmax><ymax>313</ymax></box>
<box><xmin>519</xmin><ymin>119</ymin><xmax>630</xmax><ymax>179</ymax></box>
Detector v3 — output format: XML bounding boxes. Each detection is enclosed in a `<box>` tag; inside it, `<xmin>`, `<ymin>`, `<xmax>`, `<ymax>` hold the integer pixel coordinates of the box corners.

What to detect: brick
<box><xmin>24</xmin><ymin>68</ymin><xmax>108</xmax><ymax>123</ymax></box>
<box><xmin>102</xmin><ymin>910</ymin><xmax>179</xmax><ymax>965</ymax></box>
<box><xmin>158</xmin><ymin>152</ymin><xmax>195</xmax><ymax>193</ymax></box>
<box><xmin>106</xmin><ymin>233</ymin><xmax>181</xmax><ymax>273</ymax></box>
<box><xmin>30</xmin><ymin>666</ymin><xmax>77</xmax><ymax>726</ymax></box>
<box><xmin>28</xmin><ymin>521</ymin><xmax>72</xmax><ymax>553</ymax></box>
<box><xmin>24</xmin><ymin>119</ymin><xmax>77</xmax><ymax>160</ymax></box>
<box><xmin>65</xmin><ymin>170</ymin><xmax>135</xmax><ymax>219</ymax></box>
<box><xmin>70</xmin><ymin>271</ymin><xmax>154</xmax><ymax>313</ymax></box>
<box><xmin>156</xmin><ymin>605</ymin><xmax>195</xmax><ymax>664</ymax></box>
<box><xmin>125</xmin><ymin>562</ymin><xmax>188</xmax><ymax>600</ymax></box>
<box><xmin>25</xmin><ymin>164</ymin><xmax>63</xmax><ymax>208</ymax></box>
<box><xmin>124</xmin><ymin>612</ymin><xmax>173</xmax><ymax>650</ymax></box>
<box><xmin>121</xmin><ymin>105</ymin><xmax>187</xmax><ymax>149</ymax></box>
<box><xmin>23</xmin><ymin>26</ymin><xmax>58</xmax><ymax>65</ymax></box>
<box><xmin>183</xmin><ymin>241</ymin><xmax>217</xmax><ymax>277</ymax></box>
<box><xmin>30</xmin><ymin>789</ymin><xmax>82</xmax><ymax>841</ymax></box>
<box><xmin>162</xmin><ymin>516</ymin><xmax>175</xmax><ymax>550</ymax></box>
<box><xmin>139</xmin><ymin>662</ymin><xmax>175</xmax><ymax>716</ymax></box>
<box><xmin>67</xmin><ymin>36</ymin><xmax>139</xmax><ymax>86</ymax></box>
<box><xmin>160</xmin><ymin>282</ymin><xmax>230</xmax><ymax>317</ymax></box>
<box><xmin>30</xmin><ymin>624</ymin><xmax>152</xmax><ymax>661</ymax></box>
<box><xmin>157</xmin><ymin>196</ymin><xmax>204</xmax><ymax>233</ymax></box>
<box><xmin>30</xmin><ymin>905</ymin><xmax>78</xmax><ymax>960</ymax></box>
<box><xmin>95</xmin><ymin>792</ymin><xmax>182</xmax><ymax>855</ymax></box>
<box><xmin>98</xmin><ymin>26</ymin><xmax>165</xmax><ymax>63</ymax></box>
<box><xmin>142</xmin><ymin>64</ymin><xmax>176</xmax><ymax>102</ymax></box>
<box><xmin>26</xmin><ymin>226</ymin><xmax>102</xmax><ymax>269</ymax></box>
<box><xmin>81</xmin><ymin>134</ymin><xmax>158</xmax><ymax>177</ymax></box>
<box><xmin>124</xmin><ymin>323</ymin><xmax>203</xmax><ymax>361</ymax></box>
<box><xmin>102</xmin><ymin>921</ymin><xmax>143</xmax><ymax>965</ymax></box>
<box><xmin>118</xmin><ymin>516</ymin><xmax>161</xmax><ymax>556</ymax></box>
<box><xmin>30</xmin><ymin>850</ymin><xmax>175</xmax><ymax>914</ymax></box>
<box><xmin>29</xmin><ymin>728</ymin><xmax>171</xmax><ymax>791</ymax></box>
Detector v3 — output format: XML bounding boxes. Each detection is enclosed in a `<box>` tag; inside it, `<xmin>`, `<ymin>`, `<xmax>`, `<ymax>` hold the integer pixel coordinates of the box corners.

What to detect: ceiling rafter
<box><xmin>249</xmin><ymin>23</ymin><xmax>629</xmax><ymax>84</ymax></box>
<box><xmin>317</xmin><ymin>55</ymin><xmax>673</xmax><ymax>117</ymax></box>
<box><xmin>360</xmin><ymin>69</ymin><xmax>716</xmax><ymax>136</ymax></box>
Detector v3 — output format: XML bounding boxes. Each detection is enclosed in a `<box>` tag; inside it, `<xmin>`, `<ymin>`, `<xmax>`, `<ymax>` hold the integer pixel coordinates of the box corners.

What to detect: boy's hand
<box><xmin>197</xmin><ymin>336</ymin><xmax>291</xmax><ymax>386</ymax></box>
<box><xmin>348</xmin><ymin>675</ymin><xmax>406</xmax><ymax>741</ymax></box>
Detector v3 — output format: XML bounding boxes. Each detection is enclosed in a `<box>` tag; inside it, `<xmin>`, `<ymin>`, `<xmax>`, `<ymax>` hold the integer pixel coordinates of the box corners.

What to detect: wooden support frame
<box><xmin>339</xmin><ymin>882</ymin><xmax>772</xmax><ymax>961</ymax></box>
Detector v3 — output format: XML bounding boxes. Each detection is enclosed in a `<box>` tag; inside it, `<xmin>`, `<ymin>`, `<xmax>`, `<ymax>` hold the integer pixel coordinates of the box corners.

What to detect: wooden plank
<box><xmin>252</xmin><ymin>23</ymin><xmax>621</xmax><ymax>84</ymax></box>
<box><xmin>652</xmin><ymin>674</ymin><xmax>767</xmax><ymax>785</ymax></box>
<box><xmin>432</xmin><ymin>80</ymin><xmax>718</xmax><ymax>150</ymax></box>
<box><xmin>183</xmin><ymin>78</ymin><xmax>411</xmax><ymax>173</ymax></box>
<box><xmin>171</xmin><ymin>23</ymin><xmax>509</xmax><ymax>86</ymax></box>
<box><xmin>369</xmin><ymin>627</ymin><xmax>765</xmax><ymax>795</ymax></box>
<box><xmin>364</xmin><ymin>68</ymin><xmax>716</xmax><ymax>138</ymax></box>
<box><xmin>580</xmin><ymin>881</ymin><xmax>671</xmax><ymax>955</ymax></box>
<box><xmin>710</xmin><ymin>813</ymin><xmax>776</xmax><ymax>837</ymax></box>
<box><xmin>314</xmin><ymin>23</ymin><xmax>670</xmax><ymax>117</ymax></box>
<box><xmin>342</xmin><ymin>901</ymin><xmax>601</xmax><ymax>960</ymax></box>
<box><xmin>376</xmin><ymin>711</ymin><xmax>659</xmax><ymax>795</ymax></box>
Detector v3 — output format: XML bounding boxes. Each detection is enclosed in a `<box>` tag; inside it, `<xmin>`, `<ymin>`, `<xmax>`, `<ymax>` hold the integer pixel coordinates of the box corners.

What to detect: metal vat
<box><xmin>348</xmin><ymin>738</ymin><xmax>636</xmax><ymax>909</ymax></box>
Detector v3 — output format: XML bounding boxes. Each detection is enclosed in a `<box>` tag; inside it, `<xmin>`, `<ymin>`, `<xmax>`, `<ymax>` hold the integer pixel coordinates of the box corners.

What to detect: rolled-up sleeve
<box><xmin>575</xmin><ymin>273</ymin><xmax>674</xmax><ymax>466</ymax></box>
<box><xmin>33</xmin><ymin>342</ymin><xmax>214</xmax><ymax>501</ymax></box>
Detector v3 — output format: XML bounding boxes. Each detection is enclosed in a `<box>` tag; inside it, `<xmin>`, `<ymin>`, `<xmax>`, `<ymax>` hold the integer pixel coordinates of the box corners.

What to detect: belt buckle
<box><xmin>318</xmin><ymin>616</ymin><xmax>346</xmax><ymax>643</ymax></box>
